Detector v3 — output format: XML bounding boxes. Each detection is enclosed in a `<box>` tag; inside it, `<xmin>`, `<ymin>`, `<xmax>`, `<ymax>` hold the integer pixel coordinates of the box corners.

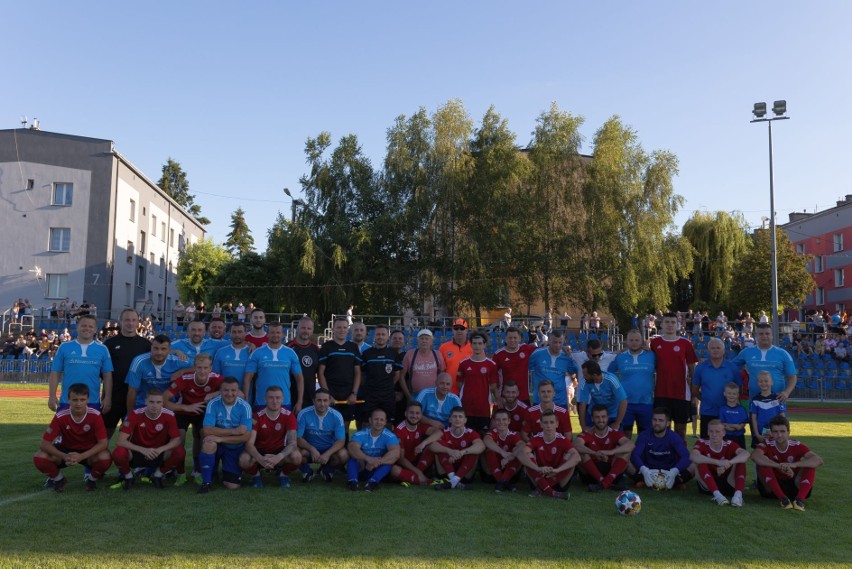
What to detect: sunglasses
<box><xmin>589</xmin><ymin>352</ymin><xmax>603</xmax><ymax>358</ymax></box>
<box><xmin>453</xmin><ymin>326</ymin><xmax>466</xmax><ymax>331</ymax></box>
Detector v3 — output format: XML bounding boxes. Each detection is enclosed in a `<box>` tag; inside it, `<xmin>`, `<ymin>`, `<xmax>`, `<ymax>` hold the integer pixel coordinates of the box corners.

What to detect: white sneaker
<box><xmin>713</xmin><ymin>494</ymin><xmax>730</xmax><ymax>506</ymax></box>
<box><xmin>731</xmin><ymin>493</ymin><xmax>744</xmax><ymax>507</ymax></box>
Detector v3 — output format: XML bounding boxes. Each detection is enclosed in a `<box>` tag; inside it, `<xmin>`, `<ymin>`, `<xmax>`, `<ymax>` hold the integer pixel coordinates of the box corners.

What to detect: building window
<box><xmin>152</xmin><ymin>215</ymin><xmax>158</xmax><ymax>236</ymax></box>
<box><xmin>130</xmin><ymin>199</ymin><xmax>136</xmax><ymax>222</ymax></box>
<box><xmin>46</xmin><ymin>274</ymin><xmax>68</xmax><ymax>298</ymax></box>
<box><xmin>52</xmin><ymin>183</ymin><xmax>73</xmax><ymax>206</ymax></box>
<box><xmin>169</xmin><ymin>228</ymin><xmax>175</xmax><ymax>248</ymax></box>
<box><xmin>127</xmin><ymin>241</ymin><xmax>134</xmax><ymax>263</ymax></box>
<box><xmin>814</xmin><ymin>255</ymin><xmax>825</xmax><ymax>273</ymax></box>
<box><xmin>796</xmin><ymin>243</ymin><xmax>805</xmax><ymax>254</ymax></box>
<box><xmin>835</xmin><ymin>269</ymin><xmax>845</xmax><ymax>288</ymax></box>
<box><xmin>161</xmin><ymin>222</ymin><xmax>166</xmax><ymax>241</ymax></box>
<box><xmin>834</xmin><ymin>234</ymin><xmax>844</xmax><ymax>252</ymax></box>
<box><xmin>168</xmin><ymin>261</ymin><xmax>173</xmax><ymax>274</ymax></box>
<box><xmin>125</xmin><ymin>283</ymin><xmax>132</xmax><ymax>306</ymax></box>
<box><xmin>159</xmin><ymin>256</ymin><xmax>165</xmax><ymax>278</ymax></box>
<box><xmin>816</xmin><ymin>287</ymin><xmax>825</xmax><ymax>305</ymax></box>
<box><xmin>49</xmin><ymin>227</ymin><xmax>71</xmax><ymax>252</ymax></box>
<box><xmin>149</xmin><ymin>253</ymin><xmax>156</xmax><ymax>273</ymax></box>
<box><xmin>140</xmin><ymin>231</ymin><xmax>146</xmax><ymax>254</ymax></box>
<box><xmin>136</xmin><ymin>265</ymin><xmax>145</xmax><ymax>288</ymax></box>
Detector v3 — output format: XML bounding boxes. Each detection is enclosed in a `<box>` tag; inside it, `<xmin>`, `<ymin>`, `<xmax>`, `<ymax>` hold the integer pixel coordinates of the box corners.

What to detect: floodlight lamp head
<box><xmin>772</xmin><ymin>100</ymin><xmax>787</xmax><ymax>116</ymax></box>
<box><xmin>283</xmin><ymin>187</ymin><xmax>292</xmax><ymax>198</ymax></box>
<box><xmin>752</xmin><ymin>102</ymin><xmax>767</xmax><ymax>118</ymax></box>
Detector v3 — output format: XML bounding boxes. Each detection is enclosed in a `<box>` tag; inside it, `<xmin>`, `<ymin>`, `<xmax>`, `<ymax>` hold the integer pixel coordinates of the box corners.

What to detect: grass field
<box><xmin>1</xmin><ymin>385</ymin><xmax>851</xmax><ymax>569</ymax></box>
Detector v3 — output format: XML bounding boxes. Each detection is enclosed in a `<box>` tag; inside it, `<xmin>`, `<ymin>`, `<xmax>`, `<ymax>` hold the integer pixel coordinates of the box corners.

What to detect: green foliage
<box><xmin>175</xmin><ymin>238</ymin><xmax>231</xmax><ymax>303</ymax></box>
<box><xmin>158</xmin><ymin>158</ymin><xmax>210</xmax><ymax>225</ymax></box>
<box><xmin>224</xmin><ymin>207</ymin><xmax>255</xmax><ymax>258</ymax></box>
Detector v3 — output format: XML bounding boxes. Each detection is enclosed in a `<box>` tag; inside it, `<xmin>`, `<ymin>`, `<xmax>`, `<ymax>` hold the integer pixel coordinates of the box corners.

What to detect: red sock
<box><xmin>416</xmin><ymin>450</ymin><xmax>434</xmax><ymax>472</ymax></box>
<box><xmin>758</xmin><ymin>466</ymin><xmax>785</xmax><ymax>499</ymax></box>
<box><xmin>502</xmin><ymin>462</ymin><xmax>519</xmax><ymax>482</ymax></box>
<box><xmin>244</xmin><ymin>463</ymin><xmax>260</xmax><ymax>476</ymax></box>
<box><xmin>89</xmin><ymin>458</ymin><xmax>112</xmax><ymax>479</ymax></box>
<box><xmin>281</xmin><ymin>462</ymin><xmax>298</xmax><ymax>475</ymax></box>
<box><xmin>485</xmin><ymin>452</ymin><xmax>503</xmax><ymax>479</ymax></box>
<box><xmin>734</xmin><ymin>463</ymin><xmax>746</xmax><ymax>492</ymax></box>
<box><xmin>437</xmin><ymin>455</ymin><xmax>455</xmax><ymax>475</ymax></box>
<box><xmin>609</xmin><ymin>457</ymin><xmax>628</xmax><ymax>478</ymax></box>
<box><xmin>796</xmin><ymin>468</ymin><xmax>816</xmax><ymax>500</ymax></box>
<box><xmin>112</xmin><ymin>447</ymin><xmax>131</xmax><ymax>476</ymax></box>
<box><xmin>698</xmin><ymin>464</ymin><xmax>719</xmax><ymax>492</ymax></box>
<box><xmin>455</xmin><ymin>455</ymin><xmax>478</xmax><ymax>479</ymax></box>
<box><xmin>33</xmin><ymin>456</ymin><xmax>60</xmax><ymax>478</ymax></box>
<box><xmin>397</xmin><ymin>469</ymin><xmax>420</xmax><ymax>484</ymax></box>
<box><xmin>581</xmin><ymin>459</ymin><xmax>603</xmax><ymax>482</ymax></box>
<box><xmin>160</xmin><ymin>446</ymin><xmax>186</xmax><ymax>474</ymax></box>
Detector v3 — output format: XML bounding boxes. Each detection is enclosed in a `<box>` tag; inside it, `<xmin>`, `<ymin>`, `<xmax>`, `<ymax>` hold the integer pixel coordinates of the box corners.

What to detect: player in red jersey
<box><xmin>574</xmin><ymin>404</ymin><xmax>634</xmax><ymax>492</ymax></box>
<box><xmin>689</xmin><ymin>419</ymin><xmax>750</xmax><ymax>506</ymax></box>
<box><xmin>245</xmin><ymin>308</ymin><xmax>269</xmax><ymax>349</ymax></box>
<box><xmin>751</xmin><ymin>415</ymin><xmax>824</xmax><ymax>511</ymax></box>
<box><xmin>390</xmin><ymin>401</ymin><xmax>437</xmax><ymax>486</ymax></box>
<box><xmin>650</xmin><ymin>313</ymin><xmax>698</xmax><ymax>441</ymax></box>
<box><xmin>239</xmin><ymin>385</ymin><xmax>302</xmax><ymax>488</ymax></box>
<box><xmin>164</xmin><ymin>353</ymin><xmax>223</xmax><ymax>484</ymax></box>
<box><xmin>421</xmin><ymin>406</ymin><xmax>485</xmax><ymax>490</ymax></box>
<box><xmin>515</xmin><ymin>411</ymin><xmax>580</xmax><ymax>499</ymax></box>
<box><xmin>112</xmin><ymin>388</ymin><xmax>185</xmax><ymax>490</ymax></box>
<box><xmin>33</xmin><ymin>383</ymin><xmax>112</xmax><ymax>492</ymax></box>
<box><xmin>494</xmin><ymin>327</ymin><xmax>536</xmax><ymax>402</ymax></box>
<box><xmin>493</xmin><ymin>381</ymin><xmax>528</xmax><ymax>433</ymax></box>
<box><xmin>523</xmin><ymin>380</ymin><xmax>572</xmax><ymax>441</ymax></box>
<box><xmin>482</xmin><ymin>408</ymin><xmax>524</xmax><ymax>492</ymax></box>
<box><xmin>456</xmin><ymin>332</ymin><xmax>499</xmax><ymax>433</ymax></box>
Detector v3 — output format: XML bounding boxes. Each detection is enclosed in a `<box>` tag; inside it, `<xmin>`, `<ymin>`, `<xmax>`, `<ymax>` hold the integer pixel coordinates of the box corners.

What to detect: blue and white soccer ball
<box><xmin>615</xmin><ymin>490</ymin><xmax>642</xmax><ymax>516</ymax></box>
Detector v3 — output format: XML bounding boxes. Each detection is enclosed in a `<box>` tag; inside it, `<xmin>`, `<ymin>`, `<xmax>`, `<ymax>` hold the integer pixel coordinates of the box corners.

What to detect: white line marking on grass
<box><xmin>0</xmin><ymin>491</ymin><xmax>46</xmax><ymax>507</ymax></box>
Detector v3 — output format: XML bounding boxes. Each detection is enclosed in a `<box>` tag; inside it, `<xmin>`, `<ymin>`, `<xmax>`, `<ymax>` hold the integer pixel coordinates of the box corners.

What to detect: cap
<box><xmin>417</xmin><ymin>329</ymin><xmax>433</xmax><ymax>337</ymax></box>
<box><xmin>453</xmin><ymin>318</ymin><xmax>468</xmax><ymax>329</ymax></box>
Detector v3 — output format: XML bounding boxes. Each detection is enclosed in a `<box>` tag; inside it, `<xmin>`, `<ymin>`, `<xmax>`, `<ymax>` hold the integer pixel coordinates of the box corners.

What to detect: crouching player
<box><xmin>34</xmin><ymin>383</ymin><xmax>112</xmax><ymax>492</ymax></box>
<box><xmin>483</xmin><ymin>408</ymin><xmax>524</xmax><ymax>492</ymax></box>
<box><xmin>347</xmin><ymin>408</ymin><xmax>401</xmax><ymax>491</ymax></box>
<box><xmin>751</xmin><ymin>415</ymin><xmax>824</xmax><ymax>511</ymax></box>
<box><xmin>515</xmin><ymin>411</ymin><xmax>580</xmax><ymax>499</ymax></box>
<box><xmin>113</xmin><ymin>388</ymin><xmax>185</xmax><ymax>490</ymax></box>
<box><xmin>689</xmin><ymin>419</ymin><xmax>749</xmax><ymax>506</ymax></box>
<box><xmin>390</xmin><ymin>401</ymin><xmax>437</xmax><ymax>486</ymax></box>
<box><xmin>240</xmin><ymin>385</ymin><xmax>302</xmax><ymax>489</ymax></box>
<box><xmin>197</xmin><ymin>377</ymin><xmax>253</xmax><ymax>494</ymax></box>
<box><xmin>422</xmin><ymin>406</ymin><xmax>485</xmax><ymax>490</ymax></box>
<box><xmin>297</xmin><ymin>389</ymin><xmax>349</xmax><ymax>483</ymax></box>
<box><xmin>574</xmin><ymin>404</ymin><xmax>633</xmax><ymax>492</ymax></box>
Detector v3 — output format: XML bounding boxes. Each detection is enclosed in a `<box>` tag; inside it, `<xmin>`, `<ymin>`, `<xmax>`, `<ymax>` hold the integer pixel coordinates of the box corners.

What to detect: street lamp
<box><xmin>282</xmin><ymin>187</ymin><xmax>305</xmax><ymax>223</ymax></box>
<box><xmin>751</xmin><ymin>100</ymin><xmax>789</xmax><ymax>344</ymax></box>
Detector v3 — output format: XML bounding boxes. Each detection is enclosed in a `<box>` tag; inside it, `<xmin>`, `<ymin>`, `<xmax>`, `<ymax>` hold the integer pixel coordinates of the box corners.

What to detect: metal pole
<box><xmin>768</xmin><ymin>120</ymin><xmax>780</xmax><ymax>344</ymax></box>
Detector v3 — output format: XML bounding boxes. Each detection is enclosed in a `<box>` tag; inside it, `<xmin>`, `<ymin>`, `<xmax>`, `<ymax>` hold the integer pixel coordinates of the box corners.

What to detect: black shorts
<box><xmin>101</xmin><ymin>391</ymin><xmax>128</xmax><ymax>431</ymax></box>
<box><xmin>333</xmin><ymin>402</ymin><xmax>359</xmax><ymax>425</ymax></box>
<box><xmin>466</xmin><ymin>416</ymin><xmax>491</xmax><ymax>434</ymax></box>
<box><xmin>725</xmin><ymin>434</ymin><xmax>747</xmax><ymax>449</ymax></box>
<box><xmin>176</xmin><ymin>414</ymin><xmax>205</xmax><ymax>432</ymax></box>
<box><xmin>654</xmin><ymin>397</ymin><xmax>692</xmax><ymax>425</ymax></box>
<box><xmin>53</xmin><ymin>444</ymin><xmax>95</xmax><ymax>469</ymax></box>
<box><xmin>699</xmin><ymin>414</ymin><xmax>719</xmax><ymax>438</ymax></box>
<box><xmin>128</xmin><ymin>452</ymin><xmax>165</xmax><ymax>470</ymax></box>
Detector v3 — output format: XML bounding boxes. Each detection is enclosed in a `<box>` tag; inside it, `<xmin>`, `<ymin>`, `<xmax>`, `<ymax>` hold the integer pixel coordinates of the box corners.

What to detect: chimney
<box><xmin>788</xmin><ymin>212</ymin><xmax>814</xmax><ymax>223</ymax></box>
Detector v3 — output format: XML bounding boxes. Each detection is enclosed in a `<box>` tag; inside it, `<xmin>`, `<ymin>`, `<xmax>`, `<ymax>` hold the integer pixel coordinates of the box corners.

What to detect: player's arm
<box><xmin>749</xmin><ymin>412</ymin><xmax>764</xmax><ymax>443</ymax></box>
<box><xmin>280</xmin><ymin>429</ymin><xmax>298</xmax><ymax>460</ymax></box>
<box><xmin>729</xmin><ymin>447</ymin><xmax>751</xmax><ymax>465</ymax></box>
<box><xmin>293</xmin><ymin>373</ymin><xmax>305</xmax><ymax>413</ymax></box>
<box><xmin>462</xmin><ymin>437</ymin><xmax>485</xmax><ymax>456</ymax></box>
<box><xmin>170</xmin><ymin>368</ymin><xmax>188</xmax><ymax>381</ymax></box>
<box><xmin>348</xmin><ymin>363</ymin><xmax>361</xmax><ymax>405</ymax></box>
<box><xmin>170</xmin><ymin>349</ymin><xmax>189</xmax><ymax>362</ymax></box>
<box><xmin>483</xmin><ymin>434</ymin><xmax>513</xmax><ymax>459</ymax></box>
<box><xmin>780</xmin><ymin>374</ymin><xmax>797</xmax><ymax>403</ymax></box>
<box><xmin>297</xmin><ymin>436</ymin><xmax>320</xmax><ymax>460</ymax></box>
<box><xmin>572</xmin><ymin>435</ymin><xmax>597</xmax><ymax>457</ymax></box>
<box><xmin>100</xmin><ymin>372</ymin><xmax>113</xmax><ymax>414</ymax></box>
<box><xmin>380</xmin><ymin>444</ymin><xmax>401</xmax><ymax>465</ymax></box>
<box><xmin>126</xmin><ymin>387</ymin><xmax>138</xmax><ymax>413</ymax></box>
<box><xmin>419</xmin><ymin>428</ymin><xmax>444</xmax><ymax>450</ymax></box>
<box><xmin>319</xmin><ymin>437</ymin><xmax>345</xmax><ymax>462</ymax></box>
<box><xmin>428</xmin><ymin>439</ymin><xmax>457</xmax><ymax>457</ymax></box>
<box><xmin>750</xmin><ymin>446</ymin><xmax>781</xmax><ymax>469</ymax></box>
<box><xmin>419</xmin><ymin>413</ymin><xmax>446</xmax><ymax>430</ymax></box>
<box><xmin>612</xmin><ymin>399</ymin><xmax>628</xmax><ymax>431</ymax></box>
<box><xmin>789</xmin><ymin>450</ymin><xmax>824</xmax><ymax>470</ymax></box>
<box><xmin>690</xmin><ymin>448</ymin><xmax>724</xmax><ymax>466</ymax></box>
<box><xmin>347</xmin><ymin>439</ymin><xmax>367</xmax><ymax>461</ymax></box>
<box><xmin>317</xmin><ymin>363</ymin><xmax>328</xmax><ymax>390</ymax></box>
<box><xmin>577</xmin><ymin>402</ymin><xmax>589</xmax><ymax>431</ymax></box>
<box><xmin>608</xmin><ymin>435</ymin><xmax>635</xmax><ymax>456</ymax></box>
<box><xmin>553</xmin><ymin>447</ymin><xmax>580</xmax><ymax>474</ymax></box>
<box><xmin>47</xmin><ymin>371</ymin><xmax>61</xmax><ymax>411</ymax></box>
<box><xmin>244</xmin><ymin>429</ymin><xmax>266</xmax><ymax>462</ymax></box>
<box><xmin>71</xmin><ymin>437</ymin><xmax>109</xmax><ymax>463</ymax></box>
<box><xmin>242</xmin><ymin>372</ymin><xmax>255</xmax><ymax>403</ymax></box>
<box><xmin>513</xmin><ymin>443</ymin><xmax>542</xmax><ymax>472</ymax></box>
<box><xmin>39</xmin><ymin>436</ymin><xmax>68</xmax><ymax>461</ymax></box>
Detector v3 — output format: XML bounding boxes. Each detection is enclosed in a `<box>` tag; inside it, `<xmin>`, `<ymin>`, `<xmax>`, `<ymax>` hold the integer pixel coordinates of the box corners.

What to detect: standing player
<box><xmin>692</xmin><ymin>338</ymin><xmax>742</xmax><ymax>438</ymax></box>
<box><xmin>346</xmin><ymin>408</ymin><xmax>401</xmax><ymax>491</ymax></box>
<box><xmin>390</xmin><ymin>401</ymin><xmax>436</xmax><ymax>486</ymax></box>
<box><xmin>48</xmin><ymin>314</ymin><xmax>114</xmax><ymax>413</ymax></box>
<box><xmin>288</xmin><ymin>316</ymin><xmax>320</xmax><ymax>411</ymax></box>
<box><xmin>197</xmin><ymin>377</ymin><xmax>253</xmax><ymax>493</ymax></box>
<box><xmin>689</xmin><ymin>419</ymin><xmax>749</xmax><ymax>506</ymax></box>
<box><xmin>212</xmin><ymin>321</ymin><xmax>251</xmax><ymax>384</ymax></box>
<box><xmin>243</xmin><ymin>322</ymin><xmax>304</xmax><ymax>412</ymax></box>
<box><xmin>239</xmin><ymin>385</ymin><xmax>302</xmax><ymax>488</ymax></box>
<box><xmin>439</xmin><ymin>319</ymin><xmax>472</xmax><ymax>395</ymax></box>
<box><xmin>494</xmin><ymin>327</ymin><xmax>536</xmax><ymax>403</ymax></box>
<box><xmin>751</xmin><ymin>415</ymin><xmax>824</xmax><ymax>511</ymax></box>
<box><xmin>245</xmin><ymin>308</ymin><xmax>269</xmax><ymax>349</ymax></box>
<box><xmin>523</xmin><ymin>380</ymin><xmax>573</xmax><ymax>441</ymax></box>
<box><xmin>515</xmin><ymin>412</ymin><xmax>580</xmax><ymax>499</ymax></box>
<box><xmin>113</xmin><ymin>388</ymin><xmax>185</xmax><ymax>490</ymax></box>
<box><xmin>572</xmin><ymin>339</ymin><xmax>617</xmax><ymax>394</ymax></box>
<box><xmin>126</xmin><ymin>335</ymin><xmax>193</xmax><ymax>411</ymax></box>
<box><xmin>171</xmin><ymin>320</ymin><xmax>221</xmax><ymax>360</ymax></box>
<box><xmin>351</xmin><ymin>321</ymin><xmax>372</xmax><ymax>354</ymax></box>
<box><xmin>528</xmin><ymin>330</ymin><xmax>578</xmax><ymax>408</ymax></box>
<box><xmin>422</xmin><ymin>406</ymin><xmax>485</xmax><ymax>490</ymax></box>
<box><xmin>650</xmin><ymin>312</ymin><xmax>698</xmax><ymax>441</ymax></box>
<box><xmin>318</xmin><ymin>317</ymin><xmax>362</xmax><ymax>432</ymax></box>
<box><xmin>33</xmin><ymin>383</ymin><xmax>112</xmax><ymax>492</ymax></box>
<box><xmin>360</xmin><ymin>324</ymin><xmax>402</xmax><ymax>425</ymax></box>
<box><xmin>103</xmin><ymin>309</ymin><xmax>151</xmax><ymax>440</ymax></box>
<box><xmin>296</xmin><ymin>388</ymin><xmax>349</xmax><ymax>482</ymax></box>
<box><xmin>416</xmin><ymin>373</ymin><xmax>463</xmax><ymax>429</ymax></box>
<box><xmin>574</xmin><ymin>404</ymin><xmax>634</xmax><ymax>492</ymax></box>
<box><xmin>576</xmin><ymin>361</ymin><xmax>628</xmax><ymax>432</ymax></box>
<box><xmin>456</xmin><ymin>332</ymin><xmax>499</xmax><ymax>433</ymax></box>
<box><xmin>630</xmin><ymin>407</ymin><xmax>693</xmax><ymax>490</ymax></box>
<box><xmin>607</xmin><ymin>329</ymin><xmax>656</xmax><ymax>437</ymax></box>
<box><xmin>482</xmin><ymin>408</ymin><xmax>524</xmax><ymax>492</ymax></box>
<box><xmin>732</xmin><ymin>323</ymin><xmax>797</xmax><ymax>403</ymax></box>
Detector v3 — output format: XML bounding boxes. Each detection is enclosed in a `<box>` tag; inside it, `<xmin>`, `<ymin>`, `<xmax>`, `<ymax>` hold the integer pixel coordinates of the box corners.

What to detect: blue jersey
<box><xmin>202</xmin><ymin>395</ymin><xmax>253</xmax><ymax>449</ymax></box>
<box><xmin>170</xmin><ymin>338</ymin><xmax>226</xmax><ymax>360</ymax></box>
<box><xmin>528</xmin><ymin>348</ymin><xmax>578</xmax><ymax>406</ymax></box>
<box><xmin>297</xmin><ymin>406</ymin><xmax>346</xmax><ymax>452</ymax></box>
<box><xmin>245</xmin><ymin>345</ymin><xmax>302</xmax><ymax>406</ymax></box>
<box><xmin>608</xmin><ymin>350</ymin><xmax>656</xmax><ymax>405</ymax></box>
<box><xmin>212</xmin><ymin>344</ymin><xmax>251</xmax><ymax>382</ymax></box>
<box><xmin>51</xmin><ymin>340</ymin><xmax>114</xmax><ymax>405</ymax></box>
<box><xmin>126</xmin><ymin>353</ymin><xmax>193</xmax><ymax>408</ymax></box>
<box><xmin>692</xmin><ymin>360</ymin><xmax>742</xmax><ymax>416</ymax></box>
<box><xmin>577</xmin><ymin>371</ymin><xmax>628</xmax><ymax>419</ymax></box>
<box><xmin>350</xmin><ymin>427</ymin><xmax>399</xmax><ymax>458</ymax></box>
<box><xmin>719</xmin><ymin>403</ymin><xmax>748</xmax><ymax>437</ymax></box>
<box><xmin>631</xmin><ymin>428</ymin><xmax>691</xmax><ymax>471</ymax></box>
<box><xmin>416</xmin><ymin>387</ymin><xmax>463</xmax><ymax>427</ymax></box>
<box><xmin>750</xmin><ymin>393</ymin><xmax>786</xmax><ymax>434</ymax></box>
<box><xmin>732</xmin><ymin>346</ymin><xmax>796</xmax><ymax>397</ymax></box>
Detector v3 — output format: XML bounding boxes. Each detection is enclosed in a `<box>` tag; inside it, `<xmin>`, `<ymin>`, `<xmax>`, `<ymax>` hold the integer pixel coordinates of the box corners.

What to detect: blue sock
<box><xmin>346</xmin><ymin>458</ymin><xmax>360</xmax><ymax>481</ymax></box>
<box><xmin>368</xmin><ymin>464</ymin><xmax>392</xmax><ymax>483</ymax></box>
<box><xmin>199</xmin><ymin>451</ymin><xmax>216</xmax><ymax>484</ymax></box>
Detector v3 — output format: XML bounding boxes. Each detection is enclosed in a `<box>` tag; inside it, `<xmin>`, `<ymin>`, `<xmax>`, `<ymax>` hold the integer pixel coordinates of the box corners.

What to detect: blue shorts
<box><xmin>216</xmin><ymin>444</ymin><xmax>245</xmax><ymax>483</ymax></box>
<box><xmin>622</xmin><ymin>403</ymin><xmax>653</xmax><ymax>432</ymax></box>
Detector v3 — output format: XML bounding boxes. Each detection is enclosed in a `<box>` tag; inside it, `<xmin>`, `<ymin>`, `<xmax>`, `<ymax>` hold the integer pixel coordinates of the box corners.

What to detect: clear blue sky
<box><xmin>5</xmin><ymin>1</ymin><xmax>851</xmax><ymax>248</ymax></box>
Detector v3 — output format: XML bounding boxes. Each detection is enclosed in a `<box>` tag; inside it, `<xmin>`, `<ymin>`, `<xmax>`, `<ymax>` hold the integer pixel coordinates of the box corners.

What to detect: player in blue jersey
<box><xmin>197</xmin><ymin>377</ymin><xmax>253</xmax><ymax>494</ymax></box>
<box><xmin>629</xmin><ymin>407</ymin><xmax>693</xmax><ymax>490</ymax></box>
<box><xmin>576</xmin><ymin>361</ymin><xmax>627</xmax><ymax>432</ymax></box>
<box><xmin>719</xmin><ymin>383</ymin><xmax>749</xmax><ymax>449</ymax></box>
<box><xmin>732</xmin><ymin>323</ymin><xmax>797</xmax><ymax>403</ymax></box>
<box><xmin>297</xmin><ymin>388</ymin><xmax>349</xmax><ymax>482</ymax></box>
<box><xmin>750</xmin><ymin>370</ymin><xmax>787</xmax><ymax>448</ymax></box>
<box><xmin>212</xmin><ymin>321</ymin><xmax>251</xmax><ymax>380</ymax></box>
<box><xmin>171</xmin><ymin>320</ymin><xmax>223</xmax><ymax>360</ymax></box>
<box><xmin>243</xmin><ymin>322</ymin><xmax>304</xmax><ymax>412</ymax></box>
<box><xmin>48</xmin><ymin>314</ymin><xmax>114</xmax><ymax>412</ymax></box>
<box><xmin>607</xmin><ymin>329</ymin><xmax>656</xmax><ymax>437</ymax></box>
<box><xmin>125</xmin><ymin>335</ymin><xmax>193</xmax><ymax>410</ymax></box>
<box><xmin>692</xmin><ymin>338</ymin><xmax>743</xmax><ymax>437</ymax></box>
<box><xmin>527</xmin><ymin>330</ymin><xmax>578</xmax><ymax>407</ymax></box>
<box><xmin>416</xmin><ymin>373</ymin><xmax>463</xmax><ymax>429</ymax></box>
<box><xmin>346</xmin><ymin>408</ymin><xmax>401</xmax><ymax>491</ymax></box>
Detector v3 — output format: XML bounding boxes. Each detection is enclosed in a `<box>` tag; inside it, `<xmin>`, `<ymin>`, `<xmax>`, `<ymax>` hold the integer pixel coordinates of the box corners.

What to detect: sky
<box><xmin>4</xmin><ymin>1</ymin><xmax>851</xmax><ymax>249</ymax></box>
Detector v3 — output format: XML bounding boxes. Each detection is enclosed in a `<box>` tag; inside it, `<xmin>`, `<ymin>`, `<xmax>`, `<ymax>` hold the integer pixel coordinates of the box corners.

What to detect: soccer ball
<box><xmin>615</xmin><ymin>490</ymin><xmax>642</xmax><ymax>516</ymax></box>
<box><xmin>653</xmin><ymin>471</ymin><xmax>668</xmax><ymax>491</ymax></box>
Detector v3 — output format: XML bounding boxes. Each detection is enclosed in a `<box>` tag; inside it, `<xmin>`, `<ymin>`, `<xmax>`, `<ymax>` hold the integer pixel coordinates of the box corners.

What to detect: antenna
<box><xmin>20</xmin><ymin>115</ymin><xmax>28</xmax><ymax>128</ymax></box>
<box><xmin>30</xmin><ymin>118</ymin><xmax>40</xmax><ymax>130</ymax></box>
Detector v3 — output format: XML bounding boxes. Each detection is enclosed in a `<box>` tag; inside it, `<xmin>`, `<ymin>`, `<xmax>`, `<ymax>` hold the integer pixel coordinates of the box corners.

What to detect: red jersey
<box><xmin>167</xmin><ymin>372</ymin><xmax>224</xmax><ymax>414</ymax></box>
<box><xmin>494</xmin><ymin>344</ymin><xmax>537</xmax><ymax>401</ymax></box>
<box><xmin>246</xmin><ymin>332</ymin><xmax>269</xmax><ymax>349</ymax></box>
<box><xmin>578</xmin><ymin>427</ymin><xmax>627</xmax><ymax>460</ymax></box>
<box><xmin>438</xmin><ymin>427</ymin><xmax>481</xmax><ymax>451</ymax></box>
<box><xmin>496</xmin><ymin>401</ymin><xmax>529</xmax><ymax>433</ymax></box>
<box><xmin>757</xmin><ymin>439</ymin><xmax>812</xmax><ymax>481</ymax></box>
<box><xmin>394</xmin><ymin>421</ymin><xmax>433</xmax><ymax>463</ymax></box>
<box><xmin>485</xmin><ymin>428</ymin><xmax>523</xmax><ymax>453</ymax></box>
<box><xmin>650</xmin><ymin>336</ymin><xmax>697</xmax><ymax>400</ymax></box>
<box><xmin>43</xmin><ymin>407</ymin><xmax>107</xmax><ymax>451</ymax></box>
<box><xmin>120</xmin><ymin>407</ymin><xmax>180</xmax><ymax>448</ymax></box>
<box><xmin>457</xmin><ymin>357</ymin><xmax>499</xmax><ymax>418</ymax></box>
<box><xmin>524</xmin><ymin>404</ymin><xmax>573</xmax><ymax>435</ymax></box>
<box><xmin>693</xmin><ymin>438</ymin><xmax>742</xmax><ymax>462</ymax></box>
<box><xmin>253</xmin><ymin>408</ymin><xmax>297</xmax><ymax>453</ymax></box>
<box><xmin>527</xmin><ymin>433</ymin><xmax>574</xmax><ymax>469</ymax></box>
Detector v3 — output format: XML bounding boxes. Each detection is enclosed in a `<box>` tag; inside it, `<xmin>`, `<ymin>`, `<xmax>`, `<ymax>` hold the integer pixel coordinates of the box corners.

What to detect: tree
<box><xmin>728</xmin><ymin>228</ymin><xmax>814</xmax><ymax>315</ymax></box>
<box><xmin>158</xmin><ymin>158</ymin><xmax>210</xmax><ymax>225</ymax></box>
<box><xmin>681</xmin><ymin>211</ymin><xmax>751</xmax><ymax>308</ymax></box>
<box><xmin>176</xmin><ymin>238</ymin><xmax>231</xmax><ymax>303</ymax></box>
<box><xmin>224</xmin><ymin>207</ymin><xmax>255</xmax><ymax>258</ymax></box>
